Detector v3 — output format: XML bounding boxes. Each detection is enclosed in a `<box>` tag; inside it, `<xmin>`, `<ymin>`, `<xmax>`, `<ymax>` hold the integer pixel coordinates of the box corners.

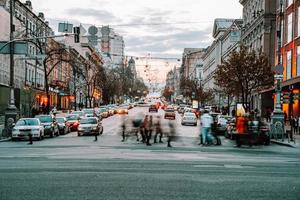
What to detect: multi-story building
<box><xmin>239</xmin><ymin>0</ymin><xmax>276</xmax><ymax>113</ymax></box>
<box><xmin>277</xmin><ymin>0</ymin><xmax>300</xmax><ymax>118</ymax></box>
<box><xmin>181</xmin><ymin>48</ymin><xmax>205</xmax><ymax>80</ymax></box>
<box><xmin>0</xmin><ymin>0</ymin><xmax>53</xmax><ymax>116</ymax></box>
<box><xmin>202</xmin><ymin>18</ymin><xmax>241</xmax><ymax>110</ymax></box>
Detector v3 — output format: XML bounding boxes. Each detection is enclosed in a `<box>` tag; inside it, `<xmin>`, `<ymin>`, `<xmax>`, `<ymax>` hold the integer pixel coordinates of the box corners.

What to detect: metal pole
<box><xmin>9</xmin><ymin>0</ymin><xmax>16</xmax><ymax>109</ymax></box>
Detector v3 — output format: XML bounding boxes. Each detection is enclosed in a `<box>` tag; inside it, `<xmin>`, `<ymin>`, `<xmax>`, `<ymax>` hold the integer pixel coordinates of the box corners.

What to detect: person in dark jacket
<box><xmin>153</xmin><ymin>116</ymin><xmax>163</xmax><ymax>143</ymax></box>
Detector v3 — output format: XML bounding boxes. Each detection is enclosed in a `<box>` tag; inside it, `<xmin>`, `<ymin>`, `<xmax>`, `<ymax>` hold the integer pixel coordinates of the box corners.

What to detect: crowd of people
<box><xmin>121</xmin><ymin>113</ymin><xmax>176</xmax><ymax>147</ymax></box>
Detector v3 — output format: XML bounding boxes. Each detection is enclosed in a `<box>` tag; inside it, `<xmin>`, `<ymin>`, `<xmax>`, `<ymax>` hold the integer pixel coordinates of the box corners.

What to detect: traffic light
<box><xmin>73</xmin><ymin>27</ymin><xmax>80</xmax><ymax>43</ymax></box>
<box><xmin>280</xmin><ymin>93</ymin><xmax>283</xmax><ymax>104</ymax></box>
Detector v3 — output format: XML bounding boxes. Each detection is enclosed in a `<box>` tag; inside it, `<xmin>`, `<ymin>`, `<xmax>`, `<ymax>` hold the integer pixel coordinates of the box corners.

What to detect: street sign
<box><xmin>0</xmin><ymin>41</ymin><xmax>28</xmax><ymax>54</ymax></box>
<box><xmin>275</xmin><ymin>64</ymin><xmax>284</xmax><ymax>74</ymax></box>
<box><xmin>274</xmin><ymin>74</ymin><xmax>284</xmax><ymax>79</ymax></box>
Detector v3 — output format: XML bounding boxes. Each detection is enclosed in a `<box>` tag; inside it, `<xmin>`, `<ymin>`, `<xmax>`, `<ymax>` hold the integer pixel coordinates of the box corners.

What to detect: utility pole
<box><xmin>272</xmin><ymin>0</ymin><xmax>285</xmax><ymax>138</ymax></box>
<box><xmin>5</xmin><ymin>0</ymin><xmax>19</xmax><ymax>128</ymax></box>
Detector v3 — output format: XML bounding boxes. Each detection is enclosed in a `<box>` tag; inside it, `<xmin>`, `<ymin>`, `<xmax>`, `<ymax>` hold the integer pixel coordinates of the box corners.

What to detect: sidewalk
<box><xmin>270</xmin><ymin>125</ymin><xmax>300</xmax><ymax>148</ymax></box>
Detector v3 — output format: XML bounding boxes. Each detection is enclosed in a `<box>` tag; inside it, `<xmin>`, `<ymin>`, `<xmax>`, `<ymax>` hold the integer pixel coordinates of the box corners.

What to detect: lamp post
<box><xmin>272</xmin><ymin>0</ymin><xmax>285</xmax><ymax>137</ymax></box>
<box><xmin>5</xmin><ymin>0</ymin><xmax>19</xmax><ymax>128</ymax></box>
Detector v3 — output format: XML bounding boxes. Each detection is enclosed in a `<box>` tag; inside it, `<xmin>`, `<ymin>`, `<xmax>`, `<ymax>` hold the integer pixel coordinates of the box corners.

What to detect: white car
<box><xmin>181</xmin><ymin>112</ymin><xmax>197</xmax><ymax>126</ymax></box>
<box><xmin>12</xmin><ymin>118</ymin><xmax>44</xmax><ymax>141</ymax></box>
<box><xmin>216</xmin><ymin>115</ymin><xmax>230</xmax><ymax>132</ymax></box>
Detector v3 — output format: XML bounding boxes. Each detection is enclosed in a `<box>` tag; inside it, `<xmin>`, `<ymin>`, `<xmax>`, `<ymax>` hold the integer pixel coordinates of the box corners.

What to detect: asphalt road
<box><xmin>0</xmin><ymin>107</ymin><xmax>300</xmax><ymax>200</ymax></box>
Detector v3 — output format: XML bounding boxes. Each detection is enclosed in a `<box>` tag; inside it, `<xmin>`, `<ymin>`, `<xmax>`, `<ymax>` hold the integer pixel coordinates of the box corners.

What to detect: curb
<box><xmin>271</xmin><ymin>140</ymin><xmax>295</xmax><ymax>148</ymax></box>
<box><xmin>0</xmin><ymin>137</ymin><xmax>11</xmax><ymax>142</ymax></box>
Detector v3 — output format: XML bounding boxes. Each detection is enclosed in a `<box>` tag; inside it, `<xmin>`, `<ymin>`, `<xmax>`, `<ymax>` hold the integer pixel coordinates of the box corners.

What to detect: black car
<box><xmin>35</xmin><ymin>115</ymin><xmax>59</xmax><ymax>137</ymax></box>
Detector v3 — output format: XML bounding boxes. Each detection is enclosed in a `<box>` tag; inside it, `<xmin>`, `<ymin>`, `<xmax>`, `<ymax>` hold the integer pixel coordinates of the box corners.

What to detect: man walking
<box><xmin>200</xmin><ymin>110</ymin><xmax>213</xmax><ymax>146</ymax></box>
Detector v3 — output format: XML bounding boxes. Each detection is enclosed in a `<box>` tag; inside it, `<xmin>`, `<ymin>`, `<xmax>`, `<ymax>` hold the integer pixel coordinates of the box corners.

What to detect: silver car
<box><xmin>12</xmin><ymin>118</ymin><xmax>44</xmax><ymax>141</ymax></box>
<box><xmin>77</xmin><ymin>117</ymin><xmax>103</xmax><ymax>136</ymax></box>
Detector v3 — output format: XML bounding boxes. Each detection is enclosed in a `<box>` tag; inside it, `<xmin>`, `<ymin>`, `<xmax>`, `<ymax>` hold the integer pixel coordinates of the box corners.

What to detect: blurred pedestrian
<box><xmin>167</xmin><ymin>120</ymin><xmax>176</xmax><ymax>147</ymax></box>
<box><xmin>145</xmin><ymin>116</ymin><xmax>153</xmax><ymax>146</ymax></box>
<box><xmin>143</xmin><ymin>115</ymin><xmax>150</xmax><ymax>145</ymax></box>
<box><xmin>200</xmin><ymin>110</ymin><xmax>213</xmax><ymax>146</ymax></box>
<box><xmin>154</xmin><ymin>116</ymin><xmax>163</xmax><ymax>143</ymax></box>
<box><xmin>236</xmin><ymin>113</ymin><xmax>248</xmax><ymax>147</ymax></box>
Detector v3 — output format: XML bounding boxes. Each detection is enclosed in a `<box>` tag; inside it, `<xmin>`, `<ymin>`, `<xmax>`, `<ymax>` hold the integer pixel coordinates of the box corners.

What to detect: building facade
<box><xmin>240</xmin><ymin>0</ymin><xmax>277</xmax><ymax>113</ymax></box>
<box><xmin>277</xmin><ymin>0</ymin><xmax>300</xmax><ymax>118</ymax></box>
<box><xmin>202</xmin><ymin>19</ymin><xmax>241</xmax><ymax>110</ymax></box>
<box><xmin>0</xmin><ymin>0</ymin><xmax>53</xmax><ymax>117</ymax></box>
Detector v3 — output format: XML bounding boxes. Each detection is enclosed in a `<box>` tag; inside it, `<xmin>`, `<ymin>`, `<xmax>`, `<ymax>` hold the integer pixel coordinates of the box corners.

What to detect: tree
<box><xmin>179</xmin><ymin>77</ymin><xmax>214</xmax><ymax>105</ymax></box>
<box><xmin>214</xmin><ymin>45</ymin><xmax>273</xmax><ymax>111</ymax></box>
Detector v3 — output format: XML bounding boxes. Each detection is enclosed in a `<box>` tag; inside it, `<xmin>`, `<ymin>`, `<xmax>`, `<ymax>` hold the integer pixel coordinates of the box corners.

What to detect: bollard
<box><xmin>28</xmin><ymin>133</ymin><xmax>33</xmax><ymax>145</ymax></box>
<box><xmin>94</xmin><ymin>132</ymin><xmax>98</xmax><ymax>142</ymax></box>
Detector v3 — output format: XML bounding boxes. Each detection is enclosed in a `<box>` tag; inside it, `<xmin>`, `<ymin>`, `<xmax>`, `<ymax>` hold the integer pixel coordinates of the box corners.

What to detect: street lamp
<box><xmin>271</xmin><ymin>0</ymin><xmax>284</xmax><ymax>137</ymax></box>
<box><xmin>5</xmin><ymin>0</ymin><xmax>19</xmax><ymax>128</ymax></box>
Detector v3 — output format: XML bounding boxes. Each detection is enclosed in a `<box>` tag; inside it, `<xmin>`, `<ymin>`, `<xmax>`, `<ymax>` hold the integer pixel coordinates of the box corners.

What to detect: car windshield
<box><xmin>66</xmin><ymin>115</ymin><xmax>78</xmax><ymax>120</ymax></box>
<box><xmin>165</xmin><ymin>109</ymin><xmax>174</xmax><ymax>112</ymax></box>
<box><xmin>185</xmin><ymin>113</ymin><xmax>195</xmax><ymax>117</ymax></box>
<box><xmin>56</xmin><ymin>118</ymin><xmax>65</xmax><ymax>123</ymax></box>
<box><xmin>16</xmin><ymin>119</ymin><xmax>39</xmax><ymax>126</ymax></box>
<box><xmin>80</xmin><ymin>118</ymin><xmax>97</xmax><ymax>124</ymax></box>
<box><xmin>36</xmin><ymin>116</ymin><xmax>52</xmax><ymax>123</ymax></box>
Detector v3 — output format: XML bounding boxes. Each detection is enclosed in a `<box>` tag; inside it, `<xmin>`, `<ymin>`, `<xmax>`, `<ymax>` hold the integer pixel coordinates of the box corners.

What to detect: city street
<box><xmin>0</xmin><ymin>107</ymin><xmax>300</xmax><ymax>200</ymax></box>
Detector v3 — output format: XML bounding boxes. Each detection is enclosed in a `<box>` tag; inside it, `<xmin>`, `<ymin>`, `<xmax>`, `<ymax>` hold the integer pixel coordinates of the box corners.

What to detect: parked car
<box><xmin>35</xmin><ymin>115</ymin><xmax>59</xmax><ymax>137</ymax></box>
<box><xmin>66</xmin><ymin>114</ymin><xmax>80</xmax><ymax>131</ymax></box>
<box><xmin>56</xmin><ymin>117</ymin><xmax>69</xmax><ymax>135</ymax></box>
<box><xmin>181</xmin><ymin>112</ymin><xmax>197</xmax><ymax>126</ymax></box>
<box><xmin>77</xmin><ymin>117</ymin><xmax>103</xmax><ymax>136</ymax></box>
<box><xmin>149</xmin><ymin>104</ymin><xmax>158</xmax><ymax>112</ymax></box>
<box><xmin>164</xmin><ymin>108</ymin><xmax>176</xmax><ymax>120</ymax></box>
<box><xmin>108</xmin><ymin>107</ymin><xmax>115</xmax><ymax>116</ymax></box>
<box><xmin>12</xmin><ymin>118</ymin><xmax>44</xmax><ymax>141</ymax></box>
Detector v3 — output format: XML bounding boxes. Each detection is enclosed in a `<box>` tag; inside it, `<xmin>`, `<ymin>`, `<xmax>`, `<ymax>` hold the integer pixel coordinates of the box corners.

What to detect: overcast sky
<box><xmin>27</xmin><ymin>0</ymin><xmax>242</xmax><ymax>87</ymax></box>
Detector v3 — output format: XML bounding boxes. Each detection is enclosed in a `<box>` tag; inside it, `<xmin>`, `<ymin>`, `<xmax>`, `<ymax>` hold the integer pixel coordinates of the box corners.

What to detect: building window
<box><xmin>287</xmin><ymin>50</ymin><xmax>292</xmax><ymax>79</ymax></box>
<box><xmin>286</xmin><ymin>0</ymin><xmax>293</xmax><ymax>7</ymax></box>
<box><xmin>298</xmin><ymin>7</ymin><xmax>300</xmax><ymax>37</ymax></box>
<box><xmin>297</xmin><ymin>46</ymin><xmax>300</xmax><ymax>77</ymax></box>
<box><xmin>287</xmin><ymin>13</ymin><xmax>293</xmax><ymax>43</ymax></box>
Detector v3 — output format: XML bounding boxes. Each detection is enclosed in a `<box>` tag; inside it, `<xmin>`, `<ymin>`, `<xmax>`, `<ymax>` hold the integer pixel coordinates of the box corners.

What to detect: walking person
<box><xmin>153</xmin><ymin>116</ymin><xmax>163</xmax><ymax>143</ymax></box>
<box><xmin>167</xmin><ymin>120</ymin><xmax>176</xmax><ymax>147</ymax></box>
<box><xmin>200</xmin><ymin>110</ymin><xmax>213</xmax><ymax>146</ymax></box>
<box><xmin>143</xmin><ymin>115</ymin><xmax>150</xmax><ymax>145</ymax></box>
<box><xmin>146</xmin><ymin>116</ymin><xmax>154</xmax><ymax>146</ymax></box>
<box><xmin>294</xmin><ymin>116</ymin><xmax>298</xmax><ymax>135</ymax></box>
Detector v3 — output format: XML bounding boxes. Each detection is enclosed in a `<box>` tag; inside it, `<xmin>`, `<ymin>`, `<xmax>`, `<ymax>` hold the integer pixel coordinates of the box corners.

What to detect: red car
<box><xmin>66</xmin><ymin>114</ymin><xmax>80</xmax><ymax>131</ymax></box>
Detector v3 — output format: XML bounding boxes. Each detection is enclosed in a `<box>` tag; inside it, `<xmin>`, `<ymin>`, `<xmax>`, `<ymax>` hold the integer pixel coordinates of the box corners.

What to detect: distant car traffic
<box><xmin>66</xmin><ymin>114</ymin><xmax>80</xmax><ymax>131</ymax></box>
<box><xmin>116</xmin><ymin>106</ymin><xmax>129</xmax><ymax>115</ymax></box>
<box><xmin>82</xmin><ymin>108</ymin><xmax>95</xmax><ymax>117</ymax></box>
<box><xmin>149</xmin><ymin>104</ymin><xmax>158</xmax><ymax>112</ymax></box>
<box><xmin>71</xmin><ymin>111</ymin><xmax>85</xmax><ymax>118</ymax></box>
<box><xmin>181</xmin><ymin>112</ymin><xmax>197</xmax><ymax>126</ymax></box>
<box><xmin>77</xmin><ymin>117</ymin><xmax>103</xmax><ymax>136</ymax></box>
<box><xmin>164</xmin><ymin>108</ymin><xmax>176</xmax><ymax>120</ymax></box>
<box><xmin>12</xmin><ymin>118</ymin><xmax>44</xmax><ymax>141</ymax></box>
<box><xmin>35</xmin><ymin>115</ymin><xmax>59</xmax><ymax>137</ymax></box>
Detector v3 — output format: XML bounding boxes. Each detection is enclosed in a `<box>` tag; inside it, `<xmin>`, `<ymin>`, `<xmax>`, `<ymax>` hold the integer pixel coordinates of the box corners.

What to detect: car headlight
<box><xmin>78</xmin><ymin>127</ymin><xmax>83</xmax><ymax>131</ymax></box>
<box><xmin>92</xmin><ymin>127</ymin><xmax>97</xmax><ymax>130</ymax></box>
